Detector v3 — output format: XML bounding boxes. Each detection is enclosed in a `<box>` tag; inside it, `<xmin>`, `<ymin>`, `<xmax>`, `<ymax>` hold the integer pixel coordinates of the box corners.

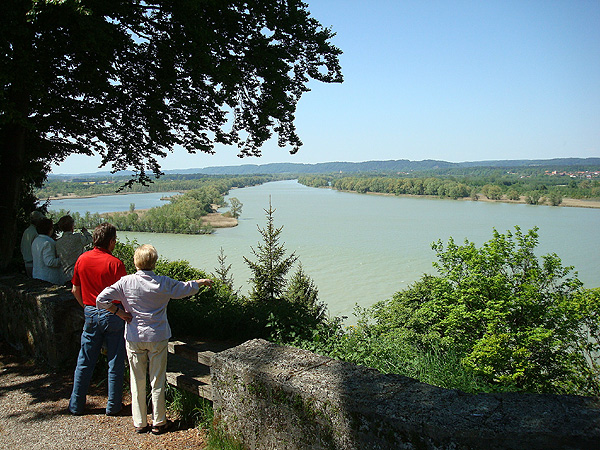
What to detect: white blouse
<box><xmin>96</xmin><ymin>270</ymin><xmax>199</xmax><ymax>342</ymax></box>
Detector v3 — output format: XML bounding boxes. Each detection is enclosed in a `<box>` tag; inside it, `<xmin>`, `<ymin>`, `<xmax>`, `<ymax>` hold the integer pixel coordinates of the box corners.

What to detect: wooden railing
<box><xmin>166</xmin><ymin>339</ymin><xmax>237</xmax><ymax>401</ymax></box>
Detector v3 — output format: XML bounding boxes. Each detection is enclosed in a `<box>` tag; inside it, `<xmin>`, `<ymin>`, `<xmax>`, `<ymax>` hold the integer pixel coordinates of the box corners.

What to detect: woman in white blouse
<box><xmin>96</xmin><ymin>244</ymin><xmax>212</xmax><ymax>434</ymax></box>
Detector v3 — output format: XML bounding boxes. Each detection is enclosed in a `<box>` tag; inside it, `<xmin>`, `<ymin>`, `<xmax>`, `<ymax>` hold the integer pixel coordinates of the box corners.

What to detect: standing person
<box><xmin>96</xmin><ymin>244</ymin><xmax>212</xmax><ymax>434</ymax></box>
<box><xmin>31</xmin><ymin>217</ymin><xmax>65</xmax><ymax>285</ymax></box>
<box><xmin>55</xmin><ymin>215</ymin><xmax>92</xmax><ymax>281</ymax></box>
<box><xmin>21</xmin><ymin>211</ymin><xmax>45</xmax><ymax>277</ymax></box>
<box><xmin>68</xmin><ymin>223</ymin><xmax>129</xmax><ymax>416</ymax></box>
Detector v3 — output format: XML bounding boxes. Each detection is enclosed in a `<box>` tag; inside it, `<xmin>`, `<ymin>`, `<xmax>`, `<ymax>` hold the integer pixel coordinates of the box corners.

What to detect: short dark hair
<box><xmin>57</xmin><ymin>215</ymin><xmax>74</xmax><ymax>232</ymax></box>
<box><xmin>93</xmin><ymin>223</ymin><xmax>117</xmax><ymax>249</ymax></box>
<box><xmin>36</xmin><ymin>217</ymin><xmax>54</xmax><ymax>236</ymax></box>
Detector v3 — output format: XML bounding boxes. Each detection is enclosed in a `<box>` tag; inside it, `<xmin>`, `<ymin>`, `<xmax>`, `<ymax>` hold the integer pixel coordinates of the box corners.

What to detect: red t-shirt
<box><xmin>72</xmin><ymin>247</ymin><xmax>127</xmax><ymax>306</ymax></box>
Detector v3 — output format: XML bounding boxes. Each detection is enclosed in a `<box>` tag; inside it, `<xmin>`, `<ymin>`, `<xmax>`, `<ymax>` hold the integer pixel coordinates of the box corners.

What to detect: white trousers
<box><xmin>126</xmin><ymin>339</ymin><xmax>168</xmax><ymax>428</ymax></box>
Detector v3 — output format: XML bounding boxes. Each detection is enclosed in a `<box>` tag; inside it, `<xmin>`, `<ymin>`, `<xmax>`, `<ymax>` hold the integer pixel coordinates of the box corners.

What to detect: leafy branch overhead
<box><xmin>4</xmin><ymin>0</ymin><xmax>342</xmax><ymax>180</ymax></box>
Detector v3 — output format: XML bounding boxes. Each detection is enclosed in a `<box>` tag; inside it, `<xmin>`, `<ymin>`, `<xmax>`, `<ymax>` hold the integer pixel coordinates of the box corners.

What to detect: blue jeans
<box><xmin>69</xmin><ymin>306</ymin><xmax>126</xmax><ymax>415</ymax></box>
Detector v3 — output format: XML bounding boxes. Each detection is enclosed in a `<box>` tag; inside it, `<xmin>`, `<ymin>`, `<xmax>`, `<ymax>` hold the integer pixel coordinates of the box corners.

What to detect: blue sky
<box><xmin>51</xmin><ymin>0</ymin><xmax>600</xmax><ymax>174</ymax></box>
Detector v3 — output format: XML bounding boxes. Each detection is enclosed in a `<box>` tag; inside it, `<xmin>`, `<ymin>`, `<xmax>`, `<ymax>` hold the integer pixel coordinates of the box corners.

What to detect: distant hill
<box><xmin>49</xmin><ymin>157</ymin><xmax>600</xmax><ymax>178</ymax></box>
<box><xmin>166</xmin><ymin>159</ymin><xmax>458</xmax><ymax>175</ymax></box>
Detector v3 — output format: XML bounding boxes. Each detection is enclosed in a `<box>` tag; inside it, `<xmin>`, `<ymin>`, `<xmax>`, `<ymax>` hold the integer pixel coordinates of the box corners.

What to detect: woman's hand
<box><xmin>116</xmin><ymin>309</ymin><xmax>133</xmax><ymax>323</ymax></box>
<box><xmin>196</xmin><ymin>279</ymin><xmax>213</xmax><ymax>288</ymax></box>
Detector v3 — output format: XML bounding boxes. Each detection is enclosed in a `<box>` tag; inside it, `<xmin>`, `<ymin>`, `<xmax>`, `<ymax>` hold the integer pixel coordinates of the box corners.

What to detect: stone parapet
<box><xmin>211</xmin><ymin>339</ymin><xmax>600</xmax><ymax>450</ymax></box>
<box><xmin>0</xmin><ymin>274</ymin><xmax>82</xmax><ymax>368</ymax></box>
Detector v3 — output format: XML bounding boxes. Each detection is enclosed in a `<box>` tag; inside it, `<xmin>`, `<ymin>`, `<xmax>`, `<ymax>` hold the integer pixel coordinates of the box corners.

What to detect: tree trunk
<box><xmin>0</xmin><ymin>124</ymin><xmax>26</xmax><ymax>272</ymax></box>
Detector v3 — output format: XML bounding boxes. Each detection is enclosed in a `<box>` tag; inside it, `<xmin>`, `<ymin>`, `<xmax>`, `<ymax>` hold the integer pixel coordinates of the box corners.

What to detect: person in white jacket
<box><xmin>31</xmin><ymin>217</ymin><xmax>65</xmax><ymax>285</ymax></box>
<box><xmin>96</xmin><ymin>244</ymin><xmax>212</xmax><ymax>435</ymax></box>
<box><xmin>21</xmin><ymin>210</ymin><xmax>45</xmax><ymax>277</ymax></box>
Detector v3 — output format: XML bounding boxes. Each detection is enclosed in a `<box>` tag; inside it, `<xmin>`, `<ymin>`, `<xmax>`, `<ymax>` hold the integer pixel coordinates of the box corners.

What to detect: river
<box><xmin>49</xmin><ymin>180</ymin><xmax>600</xmax><ymax>319</ymax></box>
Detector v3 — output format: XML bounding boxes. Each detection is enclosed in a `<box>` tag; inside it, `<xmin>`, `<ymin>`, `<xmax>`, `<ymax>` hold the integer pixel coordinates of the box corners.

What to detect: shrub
<box><xmin>369</xmin><ymin>227</ymin><xmax>598</xmax><ymax>395</ymax></box>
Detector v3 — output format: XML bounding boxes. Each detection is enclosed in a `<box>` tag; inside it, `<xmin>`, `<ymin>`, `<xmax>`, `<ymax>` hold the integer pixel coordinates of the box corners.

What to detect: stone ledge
<box><xmin>211</xmin><ymin>338</ymin><xmax>600</xmax><ymax>450</ymax></box>
<box><xmin>0</xmin><ymin>273</ymin><xmax>82</xmax><ymax>368</ymax></box>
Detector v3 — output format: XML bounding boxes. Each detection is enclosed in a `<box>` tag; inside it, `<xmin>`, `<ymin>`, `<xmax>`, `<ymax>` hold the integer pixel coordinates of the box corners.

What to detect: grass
<box><xmin>165</xmin><ymin>384</ymin><xmax>244</xmax><ymax>450</ymax></box>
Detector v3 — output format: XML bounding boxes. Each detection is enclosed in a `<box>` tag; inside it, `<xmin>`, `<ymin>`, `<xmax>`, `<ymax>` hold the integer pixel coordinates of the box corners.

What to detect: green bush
<box><xmin>372</xmin><ymin>227</ymin><xmax>598</xmax><ymax>395</ymax></box>
<box><xmin>113</xmin><ymin>239</ymin><xmax>138</xmax><ymax>273</ymax></box>
<box><xmin>293</xmin><ymin>312</ymin><xmax>492</xmax><ymax>393</ymax></box>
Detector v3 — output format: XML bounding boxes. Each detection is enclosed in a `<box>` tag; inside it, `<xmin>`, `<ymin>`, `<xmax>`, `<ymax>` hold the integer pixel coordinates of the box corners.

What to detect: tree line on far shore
<box><xmin>298</xmin><ymin>168</ymin><xmax>600</xmax><ymax>205</ymax></box>
<box><xmin>38</xmin><ymin>174</ymin><xmax>290</xmax><ymax>199</ymax></box>
<box><xmin>41</xmin><ymin>166</ymin><xmax>600</xmax><ymax>236</ymax></box>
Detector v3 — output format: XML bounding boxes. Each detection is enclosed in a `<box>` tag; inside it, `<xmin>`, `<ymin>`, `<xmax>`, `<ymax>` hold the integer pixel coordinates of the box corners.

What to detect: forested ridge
<box><xmin>41</xmin><ymin>160</ymin><xmax>600</xmax><ymax>202</ymax></box>
<box><xmin>39</xmin><ymin>165</ymin><xmax>600</xmax><ymax>233</ymax></box>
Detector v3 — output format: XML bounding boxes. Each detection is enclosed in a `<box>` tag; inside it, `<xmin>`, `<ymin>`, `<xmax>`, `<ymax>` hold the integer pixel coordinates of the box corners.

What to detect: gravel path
<box><xmin>0</xmin><ymin>341</ymin><xmax>207</xmax><ymax>450</ymax></box>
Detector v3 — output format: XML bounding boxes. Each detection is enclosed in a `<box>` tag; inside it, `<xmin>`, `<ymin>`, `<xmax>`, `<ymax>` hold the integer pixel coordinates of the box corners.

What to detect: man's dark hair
<box><xmin>36</xmin><ymin>217</ymin><xmax>54</xmax><ymax>236</ymax></box>
<box><xmin>93</xmin><ymin>223</ymin><xmax>117</xmax><ymax>249</ymax></box>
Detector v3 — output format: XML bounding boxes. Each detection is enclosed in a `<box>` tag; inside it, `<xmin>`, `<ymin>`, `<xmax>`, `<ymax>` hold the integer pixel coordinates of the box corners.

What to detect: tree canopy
<box><xmin>0</xmin><ymin>0</ymin><xmax>343</xmax><ymax>270</ymax></box>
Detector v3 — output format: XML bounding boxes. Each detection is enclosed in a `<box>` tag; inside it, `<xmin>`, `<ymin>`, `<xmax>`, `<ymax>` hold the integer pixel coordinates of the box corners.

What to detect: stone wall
<box><xmin>0</xmin><ymin>273</ymin><xmax>82</xmax><ymax>368</ymax></box>
<box><xmin>211</xmin><ymin>339</ymin><xmax>600</xmax><ymax>450</ymax></box>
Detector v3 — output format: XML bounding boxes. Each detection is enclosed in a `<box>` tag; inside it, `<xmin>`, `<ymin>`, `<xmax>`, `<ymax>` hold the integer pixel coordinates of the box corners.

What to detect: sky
<box><xmin>51</xmin><ymin>0</ymin><xmax>600</xmax><ymax>175</ymax></box>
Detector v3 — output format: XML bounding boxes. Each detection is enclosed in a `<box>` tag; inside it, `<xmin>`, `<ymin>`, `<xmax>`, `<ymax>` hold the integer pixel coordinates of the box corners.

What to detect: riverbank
<box><xmin>348</xmin><ymin>189</ymin><xmax>600</xmax><ymax>209</ymax></box>
<box><xmin>473</xmin><ymin>194</ymin><xmax>600</xmax><ymax>209</ymax></box>
<box><xmin>201</xmin><ymin>212</ymin><xmax>238</xmax><ymax>228</ymax></box>
<box><xmin>98</xmin><ymin>209</ymin><xmax>238</xmax><ymax>229</ymax></box>
<box><xmin>46</xmin><ymin>190</ymin><xmax>183</xmax><ymax>201</ymax></box>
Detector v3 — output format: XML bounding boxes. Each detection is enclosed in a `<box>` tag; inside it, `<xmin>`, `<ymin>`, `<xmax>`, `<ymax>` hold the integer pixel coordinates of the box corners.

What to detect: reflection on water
<box><xmin>52</xmin><ymin>180</ymin><xmax>600</xmax><ymax>319</ymax></box>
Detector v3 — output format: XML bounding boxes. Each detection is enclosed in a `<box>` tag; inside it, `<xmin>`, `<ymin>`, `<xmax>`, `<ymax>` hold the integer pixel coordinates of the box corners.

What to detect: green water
<box><xmin>95</xmin><ymin>180</ymin><xmax>599</xmax><ymax>319</ymax></box>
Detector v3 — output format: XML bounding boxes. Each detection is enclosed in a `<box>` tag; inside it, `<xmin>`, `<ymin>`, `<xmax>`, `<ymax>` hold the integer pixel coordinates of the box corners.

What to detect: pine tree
<box><xmin>244</xmin><ymin>199</ymin><xmax>297</xmax><ymax>302</ymax></box>
<box><xmin>285</xmin><ymin>263</ymin><xmax>325</xmax><ymax>322</ymax></box>
<box><xmin>213</xmin><ymin>247</ymin><xmax>235</xmax><ymax>291</ymax></box>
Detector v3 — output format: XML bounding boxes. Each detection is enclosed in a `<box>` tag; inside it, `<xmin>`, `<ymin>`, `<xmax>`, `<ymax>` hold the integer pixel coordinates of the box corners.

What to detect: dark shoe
<box><xmin>135</xmin><ymin>425</ymin><xmax>150</xmax><ymax>434</ymax></box>
<box><xmin>106</xmin><ymin>403</ymin><xmax>128</xmax><ymax>416</ymax></box>
<box><xmin>67</xmin><ymin>407</ymin><xmax>83</xmax><ymax>416</ymax></box>
<box><xmin>151</xmin><ymin>420</ymin><xmax>173</xmax><ymax>435</ymax></box>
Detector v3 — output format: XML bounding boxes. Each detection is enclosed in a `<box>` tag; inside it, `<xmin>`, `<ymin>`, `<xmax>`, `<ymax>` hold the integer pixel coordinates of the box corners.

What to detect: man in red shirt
<box><xmin>68</xmin><ymin>223</ymin><xmax>131</xmax><ymax>416</ymax></box>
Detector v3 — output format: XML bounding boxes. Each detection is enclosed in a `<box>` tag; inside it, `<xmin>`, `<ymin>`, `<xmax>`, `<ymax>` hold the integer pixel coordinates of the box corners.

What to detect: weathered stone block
<box><xmin>211</xmin><ymin>339</ymin><xmax>600</xmax><ymax>450</ymax></box>
<box><xmin>0</xmin><ymin>274</ymin><xmax>83</xmax><ymax>368</ymax></box>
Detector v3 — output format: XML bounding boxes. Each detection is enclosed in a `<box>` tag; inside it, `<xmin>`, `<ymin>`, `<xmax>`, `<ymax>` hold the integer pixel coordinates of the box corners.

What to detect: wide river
<box><xmin>50</xmin><ymin>180</ymin><xmax>600</xmax><ymax>320</ymax></box>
